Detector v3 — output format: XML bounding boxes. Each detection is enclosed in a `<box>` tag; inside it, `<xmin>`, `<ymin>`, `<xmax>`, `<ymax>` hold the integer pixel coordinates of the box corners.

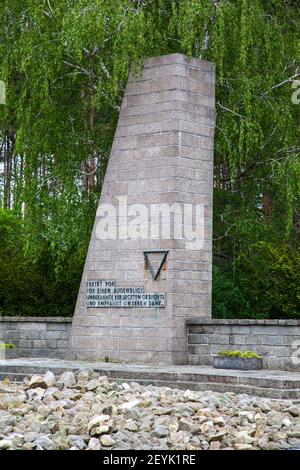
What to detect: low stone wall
<box><xmin>0</xmin><ymin>317</ymin><xmax>72</xmax><ymax>359</ymax></box>
<box><xmin>1</xmin><ymin>316</ymin><xmax>300</xmax><ymax>370</ymax></box>
<box><xmin>187</xmin><ymin>318</ymin><xmax>300</xmax><ymax>371</ymax></box>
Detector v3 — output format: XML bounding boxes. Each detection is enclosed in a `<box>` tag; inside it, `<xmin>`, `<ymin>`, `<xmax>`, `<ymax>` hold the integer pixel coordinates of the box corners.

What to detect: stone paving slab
<box><xmin>1</xmin><ymin>358</ymin><xmax>300</xmax><ymax>399</ymax></box>
<box><xmin>1</xmin><ymin>358</ymin><xmax>300</xmax><ymax>379</ymax></box>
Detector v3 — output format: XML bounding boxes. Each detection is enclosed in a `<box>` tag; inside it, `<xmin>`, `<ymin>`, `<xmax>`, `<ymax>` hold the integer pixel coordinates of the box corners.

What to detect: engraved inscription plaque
<box><xmin>86</xmin><ymin>280</ymin><xmax>166</xmax><ymax>308</ymax></box>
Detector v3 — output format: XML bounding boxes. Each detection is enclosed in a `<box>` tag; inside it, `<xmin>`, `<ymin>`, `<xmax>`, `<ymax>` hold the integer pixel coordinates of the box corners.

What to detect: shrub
<box><xmin>218</xmin><ymin>350</ymin><xmax>262</xmax><ymax>359</ymax></box>
<box><xmin>0</xmin><ymin>343</ymin><xmax>16</xmax><ymax>349</ymax></box>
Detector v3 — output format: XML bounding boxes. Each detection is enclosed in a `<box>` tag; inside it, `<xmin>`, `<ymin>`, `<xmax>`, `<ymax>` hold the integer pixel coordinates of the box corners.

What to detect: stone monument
<box><xmin>69</xmin><ymin>53</ymin><xmax>215</xmax><ymax>364</ymax></box>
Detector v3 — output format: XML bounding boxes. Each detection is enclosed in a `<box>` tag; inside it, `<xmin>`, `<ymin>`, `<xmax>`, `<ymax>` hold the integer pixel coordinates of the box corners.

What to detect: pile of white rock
<box><xmin>0</xmin><ymin>369</ymin><xmax>299</xmax><ymax>450</ymax></box>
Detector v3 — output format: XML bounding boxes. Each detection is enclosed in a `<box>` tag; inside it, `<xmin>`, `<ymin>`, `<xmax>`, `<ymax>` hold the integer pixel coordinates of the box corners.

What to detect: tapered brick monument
<box><xmin>69</xmin><ymin>54</ymin><xmax>215</xmax><ymax>364</ymax></box>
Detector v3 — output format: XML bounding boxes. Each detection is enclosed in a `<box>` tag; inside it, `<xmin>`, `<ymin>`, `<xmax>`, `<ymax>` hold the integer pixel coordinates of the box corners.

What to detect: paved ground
<box><xmin>1</xmin><ymin>358</ymin><xmax>300</xmax><ymax>399</ymax></box>
<box><xmin>0</xmin><ymin>357</ymin><xmax>299</xmax><ymax>379</ymax></box>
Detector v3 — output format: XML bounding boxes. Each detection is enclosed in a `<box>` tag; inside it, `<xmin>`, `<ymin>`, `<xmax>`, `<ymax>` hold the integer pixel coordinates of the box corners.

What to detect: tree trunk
<box><xmin>263</xmin><ymin>192</ymin><xmax>272</xmax><ymax>223</ymax></box>
<box><xmin>88</xmin><ymin>106</ymin><xmax>95</xmax><ymax>194</ymax></box>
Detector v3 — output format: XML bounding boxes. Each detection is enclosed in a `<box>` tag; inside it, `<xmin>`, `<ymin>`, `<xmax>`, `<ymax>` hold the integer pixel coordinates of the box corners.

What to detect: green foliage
<box><xmin>0</xmin><ymin>1</ymin><xmax>299</xmax><ymax>317</ymax></box>
<box><xmin>218</xmin><ymin>350</ymin><xmax>262</xmax><ymax>359</ymax></box>
<box><xmin>0</xmin><ymin>209</ymin><xmax>84</xmax><ymax>316</ymax></box>
<box><xmin>0</xmin><ymin>343</ymin><xmax>16</xmax><ymax>350</ymax></box>
<box><xmin>237</xmin><ymin>242</ymin><xmax>300</xmax><ymax>319</ymax></box>
<box><xmin>212</xmin><ymin>266</ymin><xmax>251</xmax><ymax>319</ymax></box>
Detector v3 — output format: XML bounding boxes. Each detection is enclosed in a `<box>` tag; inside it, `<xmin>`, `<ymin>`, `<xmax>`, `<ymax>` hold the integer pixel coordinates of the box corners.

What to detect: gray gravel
<box><xmin>0</xmin><ymin>369</ymin><xmax>299</xmax><ymax>450</ymax></box>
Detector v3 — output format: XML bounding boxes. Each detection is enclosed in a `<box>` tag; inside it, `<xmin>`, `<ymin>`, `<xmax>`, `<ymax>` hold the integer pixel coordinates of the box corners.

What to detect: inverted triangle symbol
<box><xmin>143</xmin><ymin>250</ymin><xmax>169</xmax><ymax>281</ymax></box>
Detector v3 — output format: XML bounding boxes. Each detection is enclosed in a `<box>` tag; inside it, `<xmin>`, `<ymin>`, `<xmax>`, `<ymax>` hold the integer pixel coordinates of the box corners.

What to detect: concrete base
<box><xmin>1</xmin><ymin>358</ymin><xmax>300</xmax><ymax>400</ymax></box>
<box><xmin>213</xmin><ymin>356</ymin><xmax>263</xmax><ymax>371</ymax></box>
